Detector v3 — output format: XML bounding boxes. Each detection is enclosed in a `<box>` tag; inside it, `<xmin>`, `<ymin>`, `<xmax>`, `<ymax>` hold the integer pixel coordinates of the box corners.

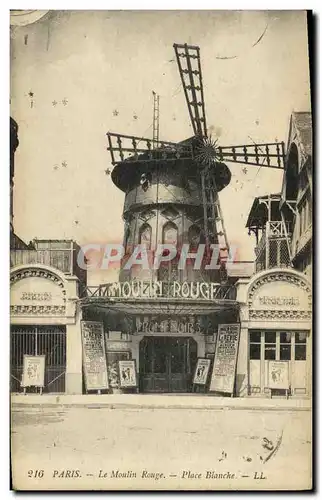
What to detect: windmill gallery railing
<box><xmin>80</xmin><ymin>280</ymin><xmax>237</xmax><ymax>301</ymax></box>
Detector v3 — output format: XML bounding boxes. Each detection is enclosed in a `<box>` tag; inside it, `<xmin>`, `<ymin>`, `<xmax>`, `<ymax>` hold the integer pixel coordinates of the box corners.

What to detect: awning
<box><xmin>80</xmin><ymin>297</ymin><xmax>239</xmax><ymax>316</ymax></box>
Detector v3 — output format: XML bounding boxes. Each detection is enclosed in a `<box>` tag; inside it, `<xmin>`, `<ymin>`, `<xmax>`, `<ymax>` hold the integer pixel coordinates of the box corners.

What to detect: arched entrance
<box><xmin>139</xmin><ymin>337</ymin><xmax>198</xmax><ymax>393</ymax></box>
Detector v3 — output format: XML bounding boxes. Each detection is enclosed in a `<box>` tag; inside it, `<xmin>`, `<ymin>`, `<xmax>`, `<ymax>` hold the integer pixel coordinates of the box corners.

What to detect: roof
<box><xmin>111</xmin><ymin>136</ymin><xmax>232</xmax><ymax>193</ymax></box>
<box><xmin>289</xmin><ymin>112</ymin><xmax>312</xmax><ymax>158</ymax></box>
<box><xmin>246</xmin><ymin>193</ymin><xmax>281</xmax><ymax>228</ymax></box>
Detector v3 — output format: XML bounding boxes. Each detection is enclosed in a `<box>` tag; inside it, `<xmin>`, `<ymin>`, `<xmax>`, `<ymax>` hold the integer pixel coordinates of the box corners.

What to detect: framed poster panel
<box><xmin>209</xmin><ymin>323</ymin><xmax>241</xmax><ymax>394</ymax></box>
<box><xmin>81</xmin><ymin>321</ymin><xmax>109</xmax><ymax>391</ymax></box>
<box><xmin>193</xmin><ymin>358</ymin><xmax>211</xmax><ymax>385</ymax></box>
<box><xmin>268</xmin><ymin>361</ymin><xmax>290</xmax><ymax>390</ymax></box>
<box><xmin>106</xmin><ymin>351</ymin><xmax>131</xmax><ymax>388</ymax></box>
<box><xmin>21</xmin><ymin>355</ymin><xmax>45</xmax><ymax>388</ymax></box>
<box><xmin>118</xmin><ymin>360</ymin><xmax>137</xmax><ymax>388</ymax></box>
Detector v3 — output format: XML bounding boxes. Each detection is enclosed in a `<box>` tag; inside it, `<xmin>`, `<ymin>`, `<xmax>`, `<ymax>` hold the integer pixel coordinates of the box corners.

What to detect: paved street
<box><xmin>11</xmin><ymin>404</ymin><xmax>311</xmax><ymax>491</ymax></box>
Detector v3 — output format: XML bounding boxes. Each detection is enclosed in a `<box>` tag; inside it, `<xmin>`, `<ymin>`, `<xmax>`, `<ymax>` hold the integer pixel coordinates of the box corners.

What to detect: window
<box><xmin>307</xmin><ymin>195</ymin><xmax>312</xmax><ymax>227</ymax></box>
<box><xmin>139</xmin><ymin>223</ymin><xmax>152</xmax><ymax>250</ymax></box>
<box><xmin>124</xmin><ymin>224</ymin><xmax>131</xmax><ymax>251</ymax></box>
<box><xmin>298</xmin><ymin>196</ymin><xmax>312</xmax><ymax>237</ymax></box>
<box><xmin>280</xmin><ymin>331</ymin><xmax>291</xmax><ymax>360</ymax></box>
<box><xmin>163</xmin><ymin>221</ymin><xmax>178</xmax><ymax>246</ymax></box>
<box><xmin>295</xmin><ymin>332</ymin><xmax>307</xmax><ymax>360</ymax></box>
<box><xmin>249</xmin><ymin>330</ymin><xmax>261</xmax><ymax>360</ymax></box>
<box><xmin>264</xmin><ymin>331</ymin><xmax>276</xmax><ymax>360</ymax></box>
<box><xmin>188</xmin><ymin>224</ymin><xmax>202</xmax><ymax>250</ymax></box>
<box><xmin>159</xmin><ymin>221</ymin><xmax>179</xmax><ymax>281</ymax></box>
<box><xmin>249</xmin><ymin>330</ymin><xmax>309</xmax><ymax>362</ymax></box>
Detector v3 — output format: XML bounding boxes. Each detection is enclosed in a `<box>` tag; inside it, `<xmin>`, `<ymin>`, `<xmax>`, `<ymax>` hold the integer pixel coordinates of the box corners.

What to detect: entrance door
<box><xmin>139</xmin><ymin>337</ymin><xmax>197</xmax><ymax>393</ymax></box>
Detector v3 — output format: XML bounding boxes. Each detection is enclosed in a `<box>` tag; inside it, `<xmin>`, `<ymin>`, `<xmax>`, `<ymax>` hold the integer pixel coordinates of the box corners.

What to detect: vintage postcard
<box><xmin>10</xmin><ymin>10</ymin><xmax>312</xmax><ymax>491</ymax></box>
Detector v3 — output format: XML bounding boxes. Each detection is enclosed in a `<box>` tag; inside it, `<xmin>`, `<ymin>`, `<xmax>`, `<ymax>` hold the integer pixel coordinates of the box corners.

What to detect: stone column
<box><xmin>66</xmin><ymin>306</ymin><xmax>83</xmax><ymax>395</ymax></box>
<box><xmin>236</xmin><ymin>325</ymin><xmax>248</xmax><ymax>397</ymax></box>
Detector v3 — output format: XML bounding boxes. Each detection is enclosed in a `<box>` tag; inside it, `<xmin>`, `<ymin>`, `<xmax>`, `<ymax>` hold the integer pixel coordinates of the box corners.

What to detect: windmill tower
<box><xmin>107</xmin><ymin>43</ymin><xmax>286</xmax><ymax>285</ymax></box>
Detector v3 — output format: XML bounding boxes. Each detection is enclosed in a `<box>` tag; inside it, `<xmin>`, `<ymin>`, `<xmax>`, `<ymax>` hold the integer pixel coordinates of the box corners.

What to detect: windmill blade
<box><xmin>216</xmin><ymin>142</ymin><xmax>286</xmax><ymax>169</ymax></box>
<box><xmin>106</xmin><ymin>132</ymin><xmax>193</xmax><ymax>166</ymax></box>
<box><xmin>173</xmin><ymin>43</ymin><xmax>208</xmax><ymax>138</ymax></box>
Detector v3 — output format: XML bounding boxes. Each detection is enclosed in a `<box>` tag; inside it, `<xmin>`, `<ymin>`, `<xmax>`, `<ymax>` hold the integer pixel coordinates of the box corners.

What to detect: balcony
<box><xmin>255</xmin><ymin>221</ymin><xmax>292</xmax><ymax>272</ymax></box>
<box><xmin>11</xmin><ymin>248</ymin><xmax>72</xmax><ymax>273</ymax></box>
<box><xmin>10</xmin><ymin>240</ymin><xmax>87</xmax><ymax>284</ymax></box>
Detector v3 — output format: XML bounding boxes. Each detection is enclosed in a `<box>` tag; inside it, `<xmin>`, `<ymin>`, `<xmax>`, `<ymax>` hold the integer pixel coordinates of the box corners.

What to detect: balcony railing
<box><xmin>254</xmin><ymin>220</ymin><xmax>292</xmax><ymax>271</ymax></box>
<box><xmin>11</xmin><ymin>249</ymin><xmax>73</xmax><ymax>274</ymax></box>
<box><xmin>255</xmin><ymin>221</ymin><xmax>292</xmax><ymax>257</ymax></box>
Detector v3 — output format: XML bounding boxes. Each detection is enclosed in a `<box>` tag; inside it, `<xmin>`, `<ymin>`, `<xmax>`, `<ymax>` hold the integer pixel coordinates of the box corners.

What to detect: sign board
<box><xmin>249</xmin><ymin>275</ymin><xmax>311</xmax><ymax>312</ymax></box>
<box><xmin>11</xmin><ymin>276</ymin><xmax>65</xmax><ymax>307</ymax></box>
<box><xmin>21</xmin><ymin>355</ymin><xmax>45</xmax><ymax>388</ymax></box>
<box><xmin>118</xmin><ymin>360</ymin><xmax>137</xmax><ymax>388</ymax></box>
<box><xmin>193</xmin><ymin>358</ymin><xmax>211</xmax><ymax>386</ymax></box>
<box><xmin>106</xmin><ymin>280</ymin><xmax>225</xmax><ymax>301</ymax></box>
<box><xmin>209</xmin><ymin>324</ymin><xmax>240</xmax><ymax>394</ymax></box>
<box><xmin>268</xmin><ymin>361</ymin><xmax>289</xmax><ymax>390</ymax></box>
<box><xmin>135</xmin><ymin>316</ymin><xmax>217</xmax><ymax>335</ymax></box>
<box><xmin>81</xmin><ymin>321</ymin><xmax>109</xmax><ymax>391</ymax></box>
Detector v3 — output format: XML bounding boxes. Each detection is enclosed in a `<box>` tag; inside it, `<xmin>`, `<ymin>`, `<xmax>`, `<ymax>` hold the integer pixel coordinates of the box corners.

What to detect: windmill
<box><xmin>106</xmin><ymin>43</ymin><xmax>286</xmax><ymax>282</ymax></box>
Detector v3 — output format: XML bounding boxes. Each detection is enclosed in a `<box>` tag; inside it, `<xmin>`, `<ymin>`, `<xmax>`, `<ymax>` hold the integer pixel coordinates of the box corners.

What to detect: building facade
<box><xmin>240</xmin><ymin>112</ymin><xmax>312</xmax><ymax>397</ymax></box>
<box><xmin>10</xmin><ymin>118</ymin><xmax>86</xmax><ymax>395</ymax></box>
<box><xmin>10</xmin><ymin>113</ymin><xmax>312</xmax><ymax>398</ymax></box>
<box><xmin>81</xmin><ymin>151</ymin><xmax>246</xmax><ymax>394</ymax></box>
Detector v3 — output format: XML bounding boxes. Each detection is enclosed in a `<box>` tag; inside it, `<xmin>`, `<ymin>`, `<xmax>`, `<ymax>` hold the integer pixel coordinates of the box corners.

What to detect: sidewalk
<box><xmin>11</xmin><ymin>393</ymin><xmax>311</xmax><ymax>411</ymax></box>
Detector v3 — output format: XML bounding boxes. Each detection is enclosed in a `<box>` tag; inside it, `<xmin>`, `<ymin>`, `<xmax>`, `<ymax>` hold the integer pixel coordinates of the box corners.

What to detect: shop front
<box><xmin>236</xmin><ymin>268</ymin><xmax>312</xmax><ymax>398</ymax></box>
<box><xmin>132</xmin><ymin>314</ymin><xmax>209</xmax><ymax>394</ymax></box>
<box><xmin>10</xmin><ymin>264</ymin><xmax>82</xmax><ymax>395</ymax></box>
<box><xmin>81</xmin><ymin>279</ymin><xmax>239</xmax><ymax>395</ymax></box>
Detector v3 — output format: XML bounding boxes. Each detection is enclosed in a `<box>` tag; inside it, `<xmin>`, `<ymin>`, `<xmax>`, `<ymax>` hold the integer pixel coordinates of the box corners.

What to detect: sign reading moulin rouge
<box><xmin>107</xmin><ymin>280</ymin><xmax>225</xmax><ymax>300</ymax></box>
<box><xmin>209</xmin><ymin>324</ymin><xmax>240</xmax><ymax>394</ymax></box>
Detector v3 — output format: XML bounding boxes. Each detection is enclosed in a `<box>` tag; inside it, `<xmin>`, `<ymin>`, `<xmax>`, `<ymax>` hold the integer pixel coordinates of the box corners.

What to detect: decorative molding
<box><xmin>248</xmin><ymin>271</ymin><xmax>311</xmax><ymax>307</ymax></box>
<box><xmin>161</xmin><ymin>206</ymin><xmax>180</xmax><ymax>221</ymax></box>
<box><xmin>10</xmin><ymin>305</ymin><xmax>66</xmax><ymax>316</ymax></box>
<box><xmin>139</xmin><ymin>209</ymin><xmax>156</xmax><ymax>223</ymax></box>
<box><xmin>249</xmin><ymin>309</ymin><xmax>311</xmax><ymax>320</ymax></box>
<box><xmin>10</xmin><ymin>268</ymin><xmax>65</xmax><ymax>291</ymax></box>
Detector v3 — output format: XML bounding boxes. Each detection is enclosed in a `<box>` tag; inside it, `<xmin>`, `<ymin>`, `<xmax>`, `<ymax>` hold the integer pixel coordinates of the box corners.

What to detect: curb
<box><xmin>12</xmin><ymin>403</ymin><xmax>311</xmax><ymax>412</ymax></box>
<box><xmin>11</xmin><ymin>394</ymin><xmax>311</xmax><ymax>412</ymax></box>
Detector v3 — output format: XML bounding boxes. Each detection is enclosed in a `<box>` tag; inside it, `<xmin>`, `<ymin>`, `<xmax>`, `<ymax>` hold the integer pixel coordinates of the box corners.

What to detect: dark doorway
<box><xmin>139</xmin><ymin>336</ymin><xmax>198</xmax><ymax>393</ymax></box>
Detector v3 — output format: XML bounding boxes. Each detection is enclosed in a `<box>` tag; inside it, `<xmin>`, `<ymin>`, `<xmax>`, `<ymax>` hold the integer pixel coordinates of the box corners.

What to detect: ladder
<box><xmin>152</xmin><ymin>91</ymin><xmax>160</xmax><ymax>148</ymax></box>
<box><xmin>200</xmin><ymin>165</ymin><xmax>230</xmax><ymax>276</ymax></box>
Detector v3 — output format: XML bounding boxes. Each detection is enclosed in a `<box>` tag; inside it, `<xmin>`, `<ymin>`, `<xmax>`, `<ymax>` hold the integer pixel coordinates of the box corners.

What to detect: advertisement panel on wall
<box><xmin>209</xmin><ymin>324</ymin><xmax>240</xmax><ymax>394</ymax></box>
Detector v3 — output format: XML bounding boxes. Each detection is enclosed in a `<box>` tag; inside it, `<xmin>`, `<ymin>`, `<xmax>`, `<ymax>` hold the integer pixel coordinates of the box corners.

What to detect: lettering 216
<box><xmin>28</xmin><ymin>469</ymin><xmax>81</xmax><ymax>478</ymax></box>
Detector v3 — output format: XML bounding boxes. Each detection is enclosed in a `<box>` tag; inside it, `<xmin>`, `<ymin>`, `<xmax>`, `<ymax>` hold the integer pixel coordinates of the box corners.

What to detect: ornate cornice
<box><xmin>249</xmin><ymin>309</ymin><xmax>311</xmax><ymax>320</ymax></box>
<box><xmin>11</xmin><ymin>304</ymin><xmax>66</xmax><ymax>315</ymax></box>
<box><xmin>248</xmin><ymin>271</ymin><xmax>311</xmax><ymax>307</ymax></box>
<box><xmin>10</xmin><ymin>268</ymin><xmax>65</xmax><ymax>290</ymax></box>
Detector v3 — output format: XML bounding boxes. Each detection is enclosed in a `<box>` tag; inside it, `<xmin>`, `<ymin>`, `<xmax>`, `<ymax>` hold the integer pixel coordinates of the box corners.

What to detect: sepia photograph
<box><xmin>9</xmin><ymin>9</ymin><xmax>313</xmax><ymax>491</ymax></box>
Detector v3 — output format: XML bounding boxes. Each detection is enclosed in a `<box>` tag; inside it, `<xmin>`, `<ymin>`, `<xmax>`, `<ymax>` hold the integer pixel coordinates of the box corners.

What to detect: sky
<box><xmin>10</xmin><ymin>10</ymin><xmax>311</xmax><ymax>283</ymax></box>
